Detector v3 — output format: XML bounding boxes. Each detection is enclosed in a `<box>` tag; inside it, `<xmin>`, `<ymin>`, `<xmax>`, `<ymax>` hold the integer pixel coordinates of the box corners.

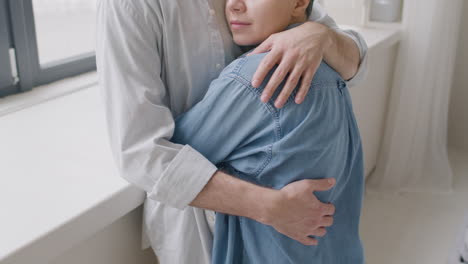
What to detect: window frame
<box><xmin>0</xmin><ymin>0</ymin><xmax>18</xmax><ymax>97</ymax></box>
<box><xmin>1</xmin><ymin>0</ymin><xmax>96</xmax><ymax>97</ymax></box>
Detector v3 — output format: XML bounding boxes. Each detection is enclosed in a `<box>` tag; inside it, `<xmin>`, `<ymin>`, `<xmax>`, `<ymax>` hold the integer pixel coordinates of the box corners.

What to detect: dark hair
<box><xmin>306</xmin><ymin>0</ymin><xmax>314</xmax><ymax>17</ymax></box>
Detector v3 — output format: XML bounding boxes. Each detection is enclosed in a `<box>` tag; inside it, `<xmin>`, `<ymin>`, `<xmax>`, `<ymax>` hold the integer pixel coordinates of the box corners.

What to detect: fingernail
<box><xmin>261</xmin><ymin>94</ymin><xmax>268</xmax><ymax>102</ymax></box>
<box><xmin>275</xmin><ymin>100</ymin><xmax>283</xmax><ymax>108</ymax></box>
<box><xmin>252</xmin><ymin>79</ymin><xmax>259</xmax><ymax>87</ymax></box>
<box><xmin>328</xmin><ymin>178</ymin><xmax>335</xmax><ymax>184</ymax></box>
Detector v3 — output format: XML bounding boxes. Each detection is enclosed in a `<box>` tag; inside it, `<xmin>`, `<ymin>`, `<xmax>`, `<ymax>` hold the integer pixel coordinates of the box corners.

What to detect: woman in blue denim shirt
<box><xmin>170</xmin><ymin>0</ymin><xmax>365</xmax><ymax>263</ymax></box>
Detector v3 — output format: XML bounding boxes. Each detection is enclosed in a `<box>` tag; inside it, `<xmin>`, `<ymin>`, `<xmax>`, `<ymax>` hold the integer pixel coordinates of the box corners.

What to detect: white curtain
<box><xmin>367</xmin><ymin>0</ymin><xmax>464</xmax><ymax>193</ymax></box>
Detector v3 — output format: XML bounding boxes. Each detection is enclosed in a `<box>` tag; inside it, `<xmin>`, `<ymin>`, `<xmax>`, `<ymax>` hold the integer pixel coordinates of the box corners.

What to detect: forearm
<box><xmin>189</xmin><ymin>170</ymin><xmax>277</xmax><ymax>224</ymax></box>
<box><xmin>322</xmin><ymin>25</ymin><xmax>361</xmax><ymax>81</ymax></box>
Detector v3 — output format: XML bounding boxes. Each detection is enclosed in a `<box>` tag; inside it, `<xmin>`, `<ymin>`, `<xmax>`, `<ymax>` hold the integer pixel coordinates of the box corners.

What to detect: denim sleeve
<box><xmin>171</xmin><ymin>76</ymin><xmax>277</xmax><ymax>168</ymax></box>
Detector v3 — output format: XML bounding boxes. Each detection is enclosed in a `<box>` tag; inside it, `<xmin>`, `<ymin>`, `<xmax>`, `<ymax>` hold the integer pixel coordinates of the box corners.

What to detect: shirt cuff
<box><xmin>147</xmin><ymin>144</ymin><xmax>219</xmax><ymax>210</ymax></box>
<box><xmin>336</xmin><ymin>29</ymin><xmax>369</xmax><ymax>87</ymax></box>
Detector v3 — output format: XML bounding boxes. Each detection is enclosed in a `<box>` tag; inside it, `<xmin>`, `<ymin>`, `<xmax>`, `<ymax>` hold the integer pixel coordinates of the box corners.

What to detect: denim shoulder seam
<box><xmin>228</xmin><ymin>70</ymin><xmax>283</xmax><ymax>140</ymax></box>
<box><xmin>224</xmin><ymin>66</ymin><xmax>280</xmax><ymax>178</ymax></box>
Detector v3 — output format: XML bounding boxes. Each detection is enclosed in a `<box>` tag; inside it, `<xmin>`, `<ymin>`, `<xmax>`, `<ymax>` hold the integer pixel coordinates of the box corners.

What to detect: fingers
<box><xmin>274</xmin><ymin>65</ymin><xmax>303</xmax><ymax>108</ymax></box>
<box><xmin>252</xmin><ymin>50</ymin><xmax>281</xmax><ymax>89</ymax></box>
<box><xmin>318</xmin><ymin>202</ymin><xmax>336</xmax><ymax>216</ymax></box>
<box><xmin>307</xmin><ymin>178</ymin><xmax>336</xmax><ymax>192</ymax></box>
<box><xmin>247</xmin><ymin>35</ymin><xmax>273</xmax><ymax>57</ymax></box>
<box><xmin>320</xmin><ymin>215</ymin><xmax>334</xmax><ymax>227</ymax></box>
<box><xmin>298</xmin><ymin>236</ymin><xmax>318</xmax><ymax>246</ymax></box>
<box><xmin>295</xmin><ymin>59</ymin><xmax>320</xmax><ymax>104</ymax></box>
<box><xmin>309</xmin><ymin>227</ymin><xmax>327</xmax><ymax>237</ymax></box>
<box><xmin>260</xmin><ymin>58</ymin><xmax>293</xmax><ymax>103</ymax></box>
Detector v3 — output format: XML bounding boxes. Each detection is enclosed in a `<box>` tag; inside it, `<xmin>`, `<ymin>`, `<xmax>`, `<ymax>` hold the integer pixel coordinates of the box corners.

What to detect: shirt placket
<box><xmin>205</xmin><ymin>0</ymin><xmax>225</xmax><ymax>78</ymax></box>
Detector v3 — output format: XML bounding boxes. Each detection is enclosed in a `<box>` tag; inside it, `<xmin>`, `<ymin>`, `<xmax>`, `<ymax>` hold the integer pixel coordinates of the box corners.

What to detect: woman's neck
<box><xmin>239</xmin><ymin>17</ymin><xmax>308</xmax><ymax>53</ymax></box>
<box><xmin>290</xmin><ymin>15</ymin><xmax>308</xmax><ymax>25</ymax></box>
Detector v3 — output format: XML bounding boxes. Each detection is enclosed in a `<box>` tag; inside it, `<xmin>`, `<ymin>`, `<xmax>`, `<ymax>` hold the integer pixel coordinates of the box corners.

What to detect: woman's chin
<box><xmin>233</xmin><ymin>36</ymin><xmax>259</xmax><ymax>47</ymax></box>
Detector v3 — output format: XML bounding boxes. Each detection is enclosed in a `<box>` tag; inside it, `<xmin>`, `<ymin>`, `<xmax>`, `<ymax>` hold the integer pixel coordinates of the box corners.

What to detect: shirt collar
<box><xmin>286</xmin><ymin>22</ymin><xmax>305</xmax><ymax>30</ymax></box>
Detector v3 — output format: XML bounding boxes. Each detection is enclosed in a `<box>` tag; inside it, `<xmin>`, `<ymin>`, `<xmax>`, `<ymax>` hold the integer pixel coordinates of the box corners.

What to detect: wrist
<box><xmin>253</xmin><ymin>187</ymin><xmax>283</xmax><ymax>225</ymax></box>
<box><xmin>321</xmin><ymin>25</ymin><xmax>336</xmax><ymax>61</ymax></box>
<box><xmin>321</xmin><ymin>27</ymin><xmax>359</xmax><ymax>80</ymax></box>
<box><xmin>304</xmin><ymin>21</ymin><xmax>334</xmax><ymax>53</ymax></box>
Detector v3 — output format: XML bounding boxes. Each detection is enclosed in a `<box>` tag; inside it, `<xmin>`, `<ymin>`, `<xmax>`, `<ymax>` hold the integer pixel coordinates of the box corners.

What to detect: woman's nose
<box><xmin>226</xmin><ymin>0</ymin><xmax>246</xmax><ymax>13</ymax></box>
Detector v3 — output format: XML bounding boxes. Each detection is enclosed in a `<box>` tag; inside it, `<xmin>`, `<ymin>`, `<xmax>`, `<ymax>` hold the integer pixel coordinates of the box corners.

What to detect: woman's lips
<box><xmin>230</xmin><ymin>21</ymin><xmax>251</xmax><ymax>30</ymax></box>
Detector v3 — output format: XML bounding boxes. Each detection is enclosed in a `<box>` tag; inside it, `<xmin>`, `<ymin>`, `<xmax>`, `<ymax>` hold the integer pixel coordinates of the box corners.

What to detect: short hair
<box><xmin>306</xmin><ymin>0</ymin><xmax>314</xmax><ymax>17</ymax></box>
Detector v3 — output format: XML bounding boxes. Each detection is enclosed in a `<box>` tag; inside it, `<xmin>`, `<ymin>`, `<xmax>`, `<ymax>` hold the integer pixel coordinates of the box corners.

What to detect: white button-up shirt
<box><xmin>96</xmin><ymin>0</ymin><xmax>368</xmax><ymax>263</ymax></box>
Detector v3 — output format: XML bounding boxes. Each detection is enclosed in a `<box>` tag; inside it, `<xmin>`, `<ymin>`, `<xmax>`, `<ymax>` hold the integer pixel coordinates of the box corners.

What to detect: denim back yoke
<box><xmin>209</xmin><ymin>52</ymin><xmax>365</xmax><ymax>264</ymax></box>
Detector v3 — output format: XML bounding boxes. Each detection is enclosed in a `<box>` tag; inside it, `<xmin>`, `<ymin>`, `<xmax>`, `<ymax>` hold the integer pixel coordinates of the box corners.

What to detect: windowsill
<box><xmin>0</xmin><ymin>26</ymin><xmax>401</xmax><ymax>264</ymax></box>
<box><xmin>0</xmin><ymin>71</ymin><xmax>97</xmax><ymax>117</ymax></box>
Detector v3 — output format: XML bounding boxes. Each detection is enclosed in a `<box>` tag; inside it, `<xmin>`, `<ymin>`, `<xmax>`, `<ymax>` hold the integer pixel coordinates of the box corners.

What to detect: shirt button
<box><xmin>216</xmin><ymin>63</ymin><xmax>222</xmax><ymax>69</ymax></box>
<box><xmin>209</xmin><ymin>9</ymin><xmax>215</xmax><ymax>16</ymax></box>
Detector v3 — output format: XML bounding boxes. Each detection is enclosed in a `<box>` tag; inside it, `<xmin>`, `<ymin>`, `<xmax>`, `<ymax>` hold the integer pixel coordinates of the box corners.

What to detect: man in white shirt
<box><xmin>96</xmin><ymin>0</ymin><xmax>368</xmax><ymax>263</ymax></box>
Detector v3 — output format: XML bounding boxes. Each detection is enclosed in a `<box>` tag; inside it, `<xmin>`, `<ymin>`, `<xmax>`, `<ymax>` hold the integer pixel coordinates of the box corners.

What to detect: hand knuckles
<box><xmin>313</xmin><ymin>228</ymin><xmax>325</xmax><ymax>237</ymax></box>
<box><xmin>301</xmin><ymin>79</ymin><xmax>311</xmax><ymax>87</ymax></box>
<box><xmin>276</xmin><ymin>68</ymin><xmax>288</xmax><ymax>77</ymax></box>
<box><xmin>304</xmin><ymin>73</ymin><xmax>314</xmax><ymax>82</ymax></box>
<box><xmin>319</xmin><ymin>228</ymin><xmax>327</xmax><ymax>236</ymax></box>
<box><xmin>310</xmin><ymin>204</ymin><xmax>319</xmax><ymax>211</ymax></box>
<box><xmin>302</xmin><ymin>238</ymin><xmax>314</xmax><ymax>246</ymax></box>
<box><xmin>262</xmin><ymin>61</ymin><xmax>273</xmax><ymax>69</ymax></box>
<box><xmin>311</xmin><ymin>202</ymin><xmax>322</xmax><ymax>210</ymax></box>
<box><xmin>293</xmin><ymin>53</ymin><xmax>302</xmax><ymax>61</ymax></box>
<box><xmin>288</xmin><ymin>75</ymin><xmax>300</xmax><ymax>85</ymax></box>
<box><xmin>295</xmin><ymin>236</ymin><xmax>306</xmax><ymax>244</ymax></box>
<box><xmin>289</xmin><ymin>47</ymin><xmax>300</xmax><ymax>55</ymax></box>
<box><xmin>318</xmin><ymin>204</ymin><xmax>327</xmax><ymax>212</ymax></box>
<box><xmin>309</xmin><ymin>219</ymin><xmax>319</xmax><ymax>227</ymax></box>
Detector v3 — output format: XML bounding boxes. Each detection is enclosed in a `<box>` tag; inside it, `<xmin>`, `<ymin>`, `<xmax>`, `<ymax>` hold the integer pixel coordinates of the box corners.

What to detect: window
<box><xmin>0</xmin><ymin>0</ymin><xmax>96</xmax><ymax>98</ymax></box>
<box><xmin>0</xmin><ymin>0</ymin><xmax>17</xmax><ymax>96</ymax></box>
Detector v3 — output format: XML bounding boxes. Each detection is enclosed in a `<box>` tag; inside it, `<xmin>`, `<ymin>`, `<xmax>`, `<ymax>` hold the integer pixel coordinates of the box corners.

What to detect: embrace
<box><xmin>96</xmin><ymin>0</ymin><xmax>368</xmax><ymax>263</ymax></box>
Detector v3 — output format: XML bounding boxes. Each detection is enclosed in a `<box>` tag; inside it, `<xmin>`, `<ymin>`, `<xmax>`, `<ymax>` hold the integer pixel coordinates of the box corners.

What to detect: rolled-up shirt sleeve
<box><xmin>96</xmin><ymin>0</ymin><xmax>218</xmax><ymax>210</ymax></box>
<box><xmin>309</xmin><ymin>2</ymin><xmax>369</xmax><ymax>87</ymax></box>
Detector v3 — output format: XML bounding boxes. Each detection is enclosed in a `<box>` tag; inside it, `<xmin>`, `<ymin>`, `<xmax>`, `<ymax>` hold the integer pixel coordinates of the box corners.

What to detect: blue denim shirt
<box><xmin>170</xmin><ymin>21</ymin><xmax>365</xmax><ymax>262</ymax></box>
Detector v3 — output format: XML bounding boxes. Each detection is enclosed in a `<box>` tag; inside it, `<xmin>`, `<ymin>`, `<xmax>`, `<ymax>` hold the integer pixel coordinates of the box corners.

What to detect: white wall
<box><xmin>49</xmin><ymin>205</ymin><xmax>159</xmax><ymax>264</ymax></box>
<box><xmin>448</xmin><ymin>1</ymin><xmax>468</xmax><ymax>151</ymax></box>
<box><xmin>350</xmin><ymin>43</ymin><xmax>398</xmax><ymax>179</ymax></box>
<box><xmin>320</xmin><ymin>0</ymin><xmax>365</xmax><ymax>26</ymax></box>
